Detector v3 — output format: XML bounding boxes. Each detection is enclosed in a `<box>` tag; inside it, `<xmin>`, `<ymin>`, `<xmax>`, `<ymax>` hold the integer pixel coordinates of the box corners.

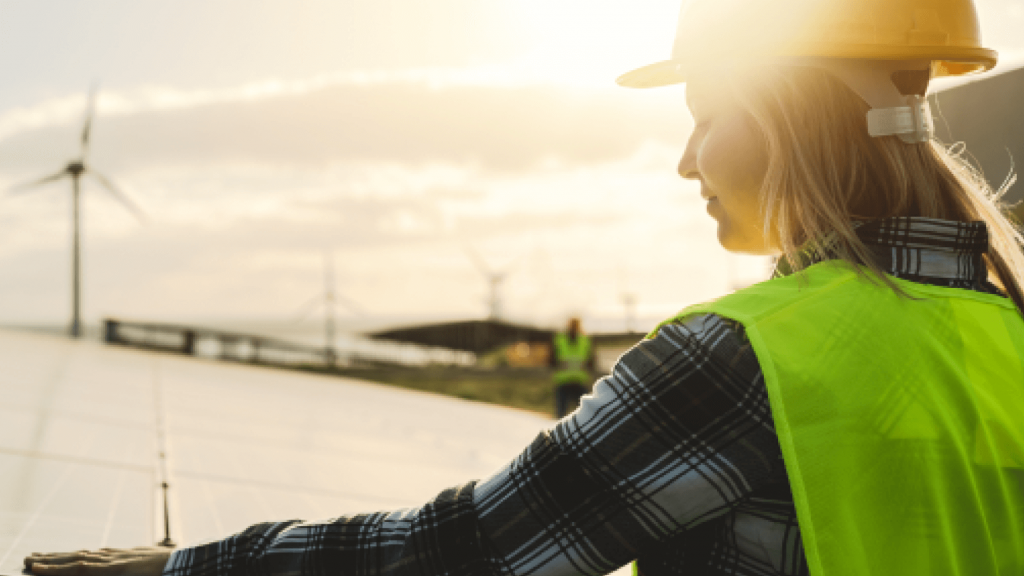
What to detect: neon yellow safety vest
<box><xmin>645</xmin><ymin>261</ymin><xmax>1024</xmax><ymax>576</ymax></box>
<box><xmin>553</xmin><ymin>332</ymin><xmax>592</xmax><ymax>385</ymax></box>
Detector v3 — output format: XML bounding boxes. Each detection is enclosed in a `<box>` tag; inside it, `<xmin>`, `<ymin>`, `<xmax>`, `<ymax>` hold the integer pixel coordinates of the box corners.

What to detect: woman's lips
<box><xmin>706</xmin><ymin>197</ymin><xmax>719</xmax><ymax>215</ymax></box>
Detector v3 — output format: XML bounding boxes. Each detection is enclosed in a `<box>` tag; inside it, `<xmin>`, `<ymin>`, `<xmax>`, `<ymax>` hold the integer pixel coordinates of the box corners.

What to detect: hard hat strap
<box><xmin>866</xmin><ymin>96</ymin><xmax>934</xmax><ymax>144</ymax></box>
<box><xmin>788</xmin><ymin>58</ymin><xmax>936</xmax><ymax>144</ymax></box>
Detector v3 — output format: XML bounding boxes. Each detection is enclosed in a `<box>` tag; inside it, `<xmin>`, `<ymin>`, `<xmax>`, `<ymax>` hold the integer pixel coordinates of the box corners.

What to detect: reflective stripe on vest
<box><xmin>645</xmin><ymin>261</ymin><xmax>1024</xmax><ymax>575</ymax></box>
<box><xmin>554</xmin><ymin>332</ymin><xmax>591</xmax><ymax>384</ymax></box>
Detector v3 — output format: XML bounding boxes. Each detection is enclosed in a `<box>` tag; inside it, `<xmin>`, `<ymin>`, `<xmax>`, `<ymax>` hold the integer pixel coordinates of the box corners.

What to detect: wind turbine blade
<box><xmin>336</xmin><ymin>292</ymin><xmax>364</xmax><ymax>315</ymax></box>
<box><xmin>89</xmin><ymin>171</ymin><xmax>146</xmax><ymax>221</ymax></box>
<box><xmin>501</xmin><ymin>253</ymin><xmax>524</xmax><ymax>277</ymax></box>
<box><xmin>81</xmin><ymin>85</ymin><xmax>98</xmax><ymax>161</ymax></box>
<box><xmin>293</xmin><ymin>294</ymin><xmax>325</xmax><ymax>323</ymax></box>
<box><xmin>8</xmin><ymin>169</ymin><xmax>68</xmax><ymax>194</ymax></box>
<box><xmin>463</xmin><ymin>245</ymin><xmax>493</xmax><ymax>277</ymax></box>
<box><xmin>324</xmin><ymin>251</ymin><xmax>335</xmax><ymax>293</ymax></box>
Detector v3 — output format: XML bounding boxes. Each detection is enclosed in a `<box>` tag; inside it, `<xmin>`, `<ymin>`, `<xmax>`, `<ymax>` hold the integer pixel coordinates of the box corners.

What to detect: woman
<box><xmin>25</xmin><ymin>0</ymin><xmax>1024</xmax><ymax>574</ymax></box>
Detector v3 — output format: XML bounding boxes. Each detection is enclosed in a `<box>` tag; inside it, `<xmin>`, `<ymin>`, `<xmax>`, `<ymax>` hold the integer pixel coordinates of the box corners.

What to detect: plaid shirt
<box><xmin>163</xmin><ymin>217</ymin><xmax>1002</xmax><ymax>576</ymax></box>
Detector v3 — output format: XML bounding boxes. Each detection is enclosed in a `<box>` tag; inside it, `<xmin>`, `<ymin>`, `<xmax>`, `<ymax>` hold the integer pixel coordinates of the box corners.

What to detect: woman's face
<box><xmin>678</xmin><ymin>78</ymin><xmax>778</xmax><ymax>255</ymax></box>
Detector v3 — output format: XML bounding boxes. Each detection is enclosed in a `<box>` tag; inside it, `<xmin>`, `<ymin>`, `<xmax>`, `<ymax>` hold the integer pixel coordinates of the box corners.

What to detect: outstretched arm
<box><xmin>165</xmin><ymin>483</ymin><xmax>490</xmax><ymax>576</ymax></box>
<box><xmin>26</xmin><ymin>313</ymin><xmax>783</xmax><ymax>576</ymax></box>
<box><xmin>26</xmin><ymin>484</ymin><xmax>487</xmax><ymax>576</ymax></box>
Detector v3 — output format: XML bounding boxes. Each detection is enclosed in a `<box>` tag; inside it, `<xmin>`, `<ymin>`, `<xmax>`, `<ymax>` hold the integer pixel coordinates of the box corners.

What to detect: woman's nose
<box><xmin>678</xmin><ymin>138</ymin><xmax>700</xmax><ymax>180</ymax></box>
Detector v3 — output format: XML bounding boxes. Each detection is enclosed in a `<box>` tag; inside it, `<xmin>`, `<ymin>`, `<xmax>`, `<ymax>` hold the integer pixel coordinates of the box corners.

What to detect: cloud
<box><xmin>0</xmin><ymin>206</ymin><xmax>731</xmax><ymax>327</ymax></box>
<box><xmin>0</xmin><ymin>78</ymin><xmax>689</xmax><ymax>178</ymax></box>
<box><xmin>0</xmin><ymin>68</ymin><xmax>532</xmax><ymax>143</ymax></box>
<box><xmin>0</xmin><ymin>138</ymin><xmax>732</xmax><ymax>327</ymax></box>
<box><xmin>0</xmin><ymin>73</ymin><xmax>756</xmax><ymax>330</ymax></box>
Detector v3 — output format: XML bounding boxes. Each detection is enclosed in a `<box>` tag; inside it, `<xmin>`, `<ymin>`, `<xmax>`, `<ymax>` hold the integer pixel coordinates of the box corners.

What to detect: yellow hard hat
<box><xmin>618</xmin><ymin>0</ymin><xmax>997</xmax><ymax>88</ymax></box>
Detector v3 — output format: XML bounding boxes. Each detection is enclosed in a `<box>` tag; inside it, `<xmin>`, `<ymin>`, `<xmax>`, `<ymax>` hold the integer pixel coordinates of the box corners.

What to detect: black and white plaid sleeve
<box><xmin>474</xmin><ymin>313</ymin><xmax>783</xmax><ymax>576</ymax></box>
<box><xmin>163</xmin><ymin>483</ymin><xmax>490</xmax><ymax>576</ymax></box>
<box><xmin>162</xmin><ymin>313</ymin><xmax>785</xmax><ymax>576</ymax></box>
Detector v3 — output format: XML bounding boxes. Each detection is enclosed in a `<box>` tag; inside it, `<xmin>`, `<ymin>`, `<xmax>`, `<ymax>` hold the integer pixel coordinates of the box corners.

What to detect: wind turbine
<box><xmin>294</xmin><ymin>252</ymin><xmax>363</xmax><ymax>366</ymax></box>
<box><xmin>465</xmin><ymin>246</ymin><xmax>518</xmax><ymax>321</ymax></box>
<box><xmin>621</xmin><ymin>293</ymin><xmax>637</xmax><ymax>333</ymax></box>
<box><xmin>10</xmin><ymin>87</ymin><xmax>144</xmax><ymax>338</ymax></box>
<box><xmin>617</xmin><ymin>263</ymin><xmax>638</xmax><ymax>333</ymax></box>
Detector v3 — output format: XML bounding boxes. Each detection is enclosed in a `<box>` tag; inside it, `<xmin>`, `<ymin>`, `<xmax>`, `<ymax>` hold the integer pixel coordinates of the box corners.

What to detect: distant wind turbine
<box><xmin>294</xmin><ymin>252</ymin><xmax>363</xmax><ymax>366</ymax></box>
<box><xmin>622</xmin><ymin>293</ymin><xmax>637</xmax><ymax>333</ymax></box>
<box><xmin>618</xmin><ymin>263</ymin><xmax>638</xmax><ymax>333</ymax></box>
<box><xmin>465</xmin><ymin>246</ymin><xmax>519</xmax><ymax>321</ymax></box>
<box><xmin>9</xmin><ymin>86</ymin><xmax>145</xmax><ymax>338</ymax></box>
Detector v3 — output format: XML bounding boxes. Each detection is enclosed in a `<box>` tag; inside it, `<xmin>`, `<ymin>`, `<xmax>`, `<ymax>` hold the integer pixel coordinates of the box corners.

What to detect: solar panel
<box><xmin>0</xmin><ymin>329</ymin><xmax>645</xmax><ymax>576</ymax></box>
<box><xmin>0</xmin><ymin>332</ymin><xmax>159</xmax><ymax>575</ymax></box>
<box><xmin>0</xmin><ymin>453</ymin><xmax>154</xmax><ymax>572</ymax></box>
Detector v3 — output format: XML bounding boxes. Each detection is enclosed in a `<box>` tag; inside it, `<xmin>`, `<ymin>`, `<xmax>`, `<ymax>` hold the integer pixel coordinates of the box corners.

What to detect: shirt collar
<box><xmin>777</xmin><ymin>217</ymin><xmax>996</xmax><ymax>293</ymax></box>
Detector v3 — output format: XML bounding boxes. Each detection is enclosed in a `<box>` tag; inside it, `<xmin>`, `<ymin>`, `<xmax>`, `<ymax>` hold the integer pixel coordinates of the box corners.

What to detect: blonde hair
<box><xmin>728</xmin><ymin>65</ymin><xmax>1024</xmax><ymax>314</ymax></box>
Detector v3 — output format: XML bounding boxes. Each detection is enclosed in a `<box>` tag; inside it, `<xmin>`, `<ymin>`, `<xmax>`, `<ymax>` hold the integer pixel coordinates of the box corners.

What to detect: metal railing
<box><xmin>104</xmin><ymin>318</ymin><xmax>351</xmax><ymax>367</ymax></box>
<box><xmin>102</xmin><ymin>318</ymin><xmax>475</xmax><ymax>369</ymax></box>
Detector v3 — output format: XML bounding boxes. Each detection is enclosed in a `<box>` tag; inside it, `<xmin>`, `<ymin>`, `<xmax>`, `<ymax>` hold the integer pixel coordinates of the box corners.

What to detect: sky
<box><xmin>1</xmin><ymin>0</ymin><xmax>1022</xmax><ymax>333</ymax></box>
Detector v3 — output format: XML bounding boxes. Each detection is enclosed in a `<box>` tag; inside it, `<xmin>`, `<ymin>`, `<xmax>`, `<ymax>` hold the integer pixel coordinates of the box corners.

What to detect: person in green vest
<box><xmin>550</xmin><ymin>316</ymin><xmax>595</xmax><ymax>418</ymax></box>
<box><xmin>22</xmin><ymin>0</ymin><xmax>1024</xmax><ymax>575</ymax></box>
<box><xmin>614</xmin><ymin>0</ymin><xmax>1024</xmax><ymax>572</ymax></box>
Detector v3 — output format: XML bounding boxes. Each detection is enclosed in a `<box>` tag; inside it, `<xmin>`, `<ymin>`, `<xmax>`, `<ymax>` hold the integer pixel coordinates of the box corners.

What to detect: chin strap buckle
<box><xmin>866</xmin><ymin>95</ymin><xmax>934</xmax><ymax>144</ymax></box>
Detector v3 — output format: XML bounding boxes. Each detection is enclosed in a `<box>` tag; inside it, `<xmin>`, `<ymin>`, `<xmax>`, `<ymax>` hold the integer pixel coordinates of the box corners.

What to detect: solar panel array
<box><xmin>0</xmin><ymin>329</ymin><xmax>562</xmax><ymax>575</ymax></box>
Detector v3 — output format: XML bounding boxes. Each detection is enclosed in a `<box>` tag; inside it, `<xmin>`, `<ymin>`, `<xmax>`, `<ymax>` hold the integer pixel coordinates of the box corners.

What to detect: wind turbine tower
<box><xmin>622</xmin><ymin>293</ymin><xmax>637</xmax><ymax>333</ymax></box>
<box><xmin>294</xmin><ymin>252</ymin><xmax>362</xmax><ymax>366</ymax></box>
<box><xmin>324</xmin><ymin>253</ymin><xmax>337</xmax><ymax>366</ymax></box>
<box><xmin>11</xmin><ymin>87</ymin><xmax>144</xmax><ymax>338</ymax></box>
<box><xmin>617</xmin><ymin>264</ymin><xmax>638</xmax><ymax>333</ymax></box>
<box><xmin>485</xmin><ymin>274</ymin><xmax>504</xmax><ymax>320</ymax></box>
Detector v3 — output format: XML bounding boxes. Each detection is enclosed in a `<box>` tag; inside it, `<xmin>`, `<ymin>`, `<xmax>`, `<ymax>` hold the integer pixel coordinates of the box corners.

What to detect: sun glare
<box><xmin>502</xmin><ymin>0</ymin><xmax>681</xmax><ymax>86</ymax></box>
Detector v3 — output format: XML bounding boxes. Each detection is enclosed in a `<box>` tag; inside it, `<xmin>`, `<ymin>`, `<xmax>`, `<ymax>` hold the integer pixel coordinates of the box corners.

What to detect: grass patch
<box><xmin>301</xmin><ymin>365</ymin><xmax>558</xmax><ymax>417</ymax></box>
